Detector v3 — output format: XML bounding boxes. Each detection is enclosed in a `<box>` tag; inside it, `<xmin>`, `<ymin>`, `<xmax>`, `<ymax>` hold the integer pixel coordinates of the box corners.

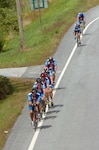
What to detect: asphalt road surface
<box><xmin>2</xmin><ymin>5</ymin><xmax>99</xmax><ymax>150</ymax></box>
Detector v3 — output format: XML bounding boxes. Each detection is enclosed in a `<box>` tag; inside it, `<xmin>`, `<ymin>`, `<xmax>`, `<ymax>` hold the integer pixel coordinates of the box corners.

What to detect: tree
<box><xmin>0</xmin><ymin>0</ymin><xmax>18</xmax><ymax>51</ymax></box>
<box><xmin>0</xmin><ymin>0</ymin><xmax>16</xmax><ymax>9</ymax></box>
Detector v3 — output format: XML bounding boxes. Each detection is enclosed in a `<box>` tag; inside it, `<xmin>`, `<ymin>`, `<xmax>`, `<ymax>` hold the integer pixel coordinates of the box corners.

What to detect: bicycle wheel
<box><xmin>34</xmin><ymin>120</ymin><xmax>37</xmax><ymax>131</ymax></box>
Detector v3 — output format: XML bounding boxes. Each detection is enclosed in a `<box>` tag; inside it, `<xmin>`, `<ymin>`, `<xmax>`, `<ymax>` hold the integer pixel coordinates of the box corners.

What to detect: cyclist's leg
<box><xmin>78</xmin><ymin>31</ymin><xmax>81</xmax><ymax>41</ymax></box>
<box><xmin>33</xmin><ymin>111</ymin><xmax>36</xmax><ymax>123</ymax></box>
<box><xmin>41</xmin><ymin>91</ymin><xmax>47</xmax><ymax>112</ymax></box>
<box><xmin>47</xmin><ymin>86</ymin><xmax>54</xmax><ymax>106</ymax></box>
<box><xmin>74</xmin><ymin>31</ymin><xmax>76</xmax><ymax>39</ymax></box>
<box><xmin>49</xmin><ymin>89</ymin><xmax>54</xmax><ymax>106</ymax></box>
<box><xmin>50</xmin><ymin>75</ymin><xmax>54</xmax><ymax>85</ymax></box>
<box><xmin>52</xmin><ymin>71</ymin><xmax>56</xmax><ymax>83</ymax></box>
<box><xmin>36</xmin><ymin>98</ymin><xmax>42</xmax><ymax>119</ymax></box>
<box><xmin>29</xmin><ymin>105</ymin><xmax>34</xmax><ymax>126</ymax></box>
<box><xmin>30</xmin><ymin>110</ymin><xmax>34</xmax><ymax>122</ymax></box>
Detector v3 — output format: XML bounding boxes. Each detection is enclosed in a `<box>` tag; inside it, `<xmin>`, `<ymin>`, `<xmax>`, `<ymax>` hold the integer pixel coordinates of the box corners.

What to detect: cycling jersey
<box><xmin>27</xmin><ymin>92</ymin><xmax>41</xmax><ymax>110</ymax></box>
<box><xmin>45</xmin><ymin>59</ymin><xmax>57</xmax><ymax>72</ymax></box>
<box><xmin>73</xmin><ymin>23</ymin><xmax>81</xmax><ymax>32</ymax></box>
<box><xmin>32</xmin><ymin>82</ymin><xmax>45</xmax><ymax>96</ymax></box>
<box><xmin>42</xmin><ymin>77</ymin><xmax>50</xmax><ymax>88</ymax></box>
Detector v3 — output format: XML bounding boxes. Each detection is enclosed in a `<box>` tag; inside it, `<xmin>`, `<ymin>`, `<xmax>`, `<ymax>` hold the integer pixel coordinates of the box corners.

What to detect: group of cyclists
<box><xmin>27</xmin><ymin>12</ymin><xmax>85</xmax><ymax>128</ymax></box>
<box><xmin>73</xmin><ymin>12</ymin><xmax>85</xmax><ymax>45</ymax></box>
<box><xmin>27</xmin><ymin>57</ymin><xmax>57</xmax><ymax>127</ymax></box>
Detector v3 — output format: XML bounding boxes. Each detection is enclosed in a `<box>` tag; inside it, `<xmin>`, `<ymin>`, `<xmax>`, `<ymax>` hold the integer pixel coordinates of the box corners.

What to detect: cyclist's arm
<box><xmin>27</xmin><ymin>95</ymin><xmax>33</xmax><ymax>106</ymax></box>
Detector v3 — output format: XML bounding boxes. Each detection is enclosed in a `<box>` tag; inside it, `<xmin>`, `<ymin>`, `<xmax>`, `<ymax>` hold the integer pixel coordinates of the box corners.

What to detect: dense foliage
<box><xmin>0</xmin><ymin>0</ymin><xmax>18</xmax><ymax>51</ymax></box>
<box><xmin>0</xmin><ymin>76</ymin><xmax>13</xmax><ymax>100</ymax></box>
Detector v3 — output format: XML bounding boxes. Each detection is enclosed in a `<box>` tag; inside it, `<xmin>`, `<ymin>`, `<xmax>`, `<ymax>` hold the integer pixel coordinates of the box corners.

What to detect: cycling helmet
<box><xmin>32</xmin><ymin>88</ymin><xmax>37</xmax><ymax>94</ymax></box>
<box><xmin>79</xmin><ymin>12</ymin><xmax>84</xmax><ymax>17</ymax></box>
<box><xmin>48</xmin><ymin>57</ymin><xmax>53</xmax><ymax>61</ymax></box>
<box><xmin>40</xmin><ymin>73</ymin><xmax>45</xmax><ymax>78</ymax></box>
<box><xmin>36</xmin><ymin>77</ymin><xmax>42</xmax><ymax>83</ymax></box>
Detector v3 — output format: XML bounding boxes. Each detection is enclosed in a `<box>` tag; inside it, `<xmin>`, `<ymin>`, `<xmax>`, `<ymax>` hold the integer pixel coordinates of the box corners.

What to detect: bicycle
<box><xmin>33</xmin><ymin>105</ymin><xmax>41</xmax><ymax>131</ymax></box>
<box><xmin>76</xmin><ymin>32</ymin><xmax>81</xmax><ymax>47</ymax></box>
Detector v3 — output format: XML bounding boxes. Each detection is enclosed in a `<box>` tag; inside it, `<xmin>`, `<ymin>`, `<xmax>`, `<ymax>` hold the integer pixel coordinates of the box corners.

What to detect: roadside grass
<box><xmin>0</xmin><ymin>0</ymin><xmax>99</xmax><ymax>68</ymax></box>
<box><xmin>0</xmin><ymin>78</ymin><xmax>34</xmax><ymax>150</ymax></box>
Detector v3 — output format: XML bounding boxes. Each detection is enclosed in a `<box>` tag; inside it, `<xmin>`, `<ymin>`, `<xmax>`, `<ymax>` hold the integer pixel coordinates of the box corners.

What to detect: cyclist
<box><xmin>27</xmin><ymin>88</ymin><xmax>41</xmax><ymax>126</ymax></box>
<box><xmin>32</xmin><ymin>77</ymin><xmax>46</xmax><ymax>112</ymax></box>
<box><xmin>40</xmin><ymin>72</ymin><xmax>54</xmax><ymax>106</ymax></box>
<box><xmin>44</xmin><ymin>57</ymin><xmax>57</xmax><ymax>85</ymax></box>
<box><xmin>73</xmin><ymin>22</ymin><xmax>81</xmax><ymax>44</ymax></box>
<box><xmin>43</xmin><ymin>67</ymin><xmax>53</xmax><ymax>85</ymax></box>
<box><xmin>77</xmin><ymin>12</ymin><xmax>85</xmax><ymax>28</ymax></box>
<box><xmin>43</xmin><ymin>68</ymin><xmax>54</xmax><ymax>106</ymax></box>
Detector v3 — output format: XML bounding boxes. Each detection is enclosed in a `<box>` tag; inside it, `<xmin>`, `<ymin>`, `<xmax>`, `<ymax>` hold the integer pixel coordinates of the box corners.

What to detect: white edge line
<box><xmin>28</xmin><ymin>16</ymin><xmax>99</xmax><ymax>150</ymax></box>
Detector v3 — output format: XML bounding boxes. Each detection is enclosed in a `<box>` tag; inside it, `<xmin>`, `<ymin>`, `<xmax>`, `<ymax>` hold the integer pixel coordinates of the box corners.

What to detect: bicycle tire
<box><xmin>76</xmin><ymin>34</ymin><xmax>79</xmax><ymax>47</ymax></box>
<box><xmin>34</xmin><ymin>121</ymin><xmax>37</xmax><ymax>131</ymax></box>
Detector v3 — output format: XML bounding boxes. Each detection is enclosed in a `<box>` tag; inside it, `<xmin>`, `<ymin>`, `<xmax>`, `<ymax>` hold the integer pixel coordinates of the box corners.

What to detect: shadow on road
<box><xmin>54</xmin><ymin>87</ymin><xmax>66</xmax><ymax>90</ymax></box>
<box><xmin>39</xmin><ymin>125</ymin><xmax>52</xmax><ymax>130</ymax></box>
<box><xmin>80</xmin><ymin>44</ymin><xmax>87</xmax><ymax>47</ymax></box>
<box><xmin>53</xmin><ymin>104</ymin><xmax>64</xmax><ymax>108</ymax></box>
<box><xmin>83</xmin><ymin>33</ymin><xmax>91</xmax><ymax>36</ymax></box>
<box><xmin>44</xmin><ymin>115</ymin><xmax>57</xmax><ymax>120</ymax></box>
<box><xmin>47</xmin><ymin>110</ymin><xmax>60</xmax><ymax>115</ymax></box>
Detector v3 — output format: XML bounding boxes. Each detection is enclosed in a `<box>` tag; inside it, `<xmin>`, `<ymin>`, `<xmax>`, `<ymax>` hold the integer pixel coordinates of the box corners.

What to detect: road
<box><xmin>2</xmin><ymin>5</ymin><xmax>99</xmax><ymax>150</ymax></box>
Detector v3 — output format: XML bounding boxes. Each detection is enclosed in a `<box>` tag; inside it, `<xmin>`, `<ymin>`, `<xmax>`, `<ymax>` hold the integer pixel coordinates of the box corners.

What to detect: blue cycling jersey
<box><xmin>45</xmin><ymin>59</ymin><xmax>57</xmax><ymax>67</ymax></box>
<box><xmin>27</xmin><ymin>92</ymin><xmax>41</xmax><ymax>103</ymax></box>
<box><xmin>73</xmin><ymin>23</ymin><xmax>81</xmax><ymax>32</ymax></box>
<box><xmin>27</xmin><ymin>92</ymin><xmax>41</xmax><ymax>110</ymax></box>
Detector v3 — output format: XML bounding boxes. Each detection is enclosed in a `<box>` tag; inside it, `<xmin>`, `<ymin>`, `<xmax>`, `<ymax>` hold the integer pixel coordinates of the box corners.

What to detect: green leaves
<box><xmin>0</xmin><ymin>0</ymin><xmax>18</xmax><ymax>51</ymax></box>
<box><xmin>0</xmin><ymin>76</ymin><xmax>13</xmax><ymax>100</ymax></box>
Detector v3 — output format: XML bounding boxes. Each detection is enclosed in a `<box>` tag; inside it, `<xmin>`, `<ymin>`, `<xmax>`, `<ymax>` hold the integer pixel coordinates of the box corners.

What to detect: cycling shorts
<box><xmin>28</xmin><ymin>105</ymin><xmax>34</xmax><ymax>111</ymax></box>
<box><xmin>74</xmin><ymin>30</ymin><xmax>81</xmax><ymax>33</ymax></box>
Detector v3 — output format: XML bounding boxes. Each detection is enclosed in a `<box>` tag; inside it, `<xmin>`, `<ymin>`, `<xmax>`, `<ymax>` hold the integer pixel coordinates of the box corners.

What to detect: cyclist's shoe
<box><xmin>53</xmin><ymin>81</ymin><xmax>55</xmax><ymax>84</ymax></box>
<box><xmin>74</xmin><ymin>36</ymin><xmax>76</xmax><ymax>39</ymax></box>
<box><xmin>51</xmin><ymin>101</ymin><xmax>54</xmax><ymax>107</ymax></box>
<box><xmin>31</xmin><ymin>121</ymin><xmax>34</xmax><ymax>127</ymax></box>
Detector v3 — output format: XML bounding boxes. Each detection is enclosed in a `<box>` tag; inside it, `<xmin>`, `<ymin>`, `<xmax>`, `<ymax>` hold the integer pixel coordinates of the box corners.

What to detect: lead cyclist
<box><xmin>77</xmin><ymin>12</ymin><xmax>85</xmax><ymax>28</ymax></box>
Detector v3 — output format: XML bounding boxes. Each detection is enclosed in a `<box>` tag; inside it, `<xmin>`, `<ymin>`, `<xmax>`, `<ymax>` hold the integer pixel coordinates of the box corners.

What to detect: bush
<box><xmin>0</xmin><ymin>76</ymin><xmax>13</xmax><ymax>100</ymax></box>
<box><xmin>0</xmin><ymin>34</ymin><xmax>5</xmax><ymax>52</ymax></box>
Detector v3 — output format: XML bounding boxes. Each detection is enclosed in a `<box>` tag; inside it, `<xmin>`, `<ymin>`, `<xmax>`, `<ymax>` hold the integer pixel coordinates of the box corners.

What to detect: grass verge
<box><xmin>0</xmin><ymin>78</ymin><xmax>34</xmax><ymax>150</ymax></box>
